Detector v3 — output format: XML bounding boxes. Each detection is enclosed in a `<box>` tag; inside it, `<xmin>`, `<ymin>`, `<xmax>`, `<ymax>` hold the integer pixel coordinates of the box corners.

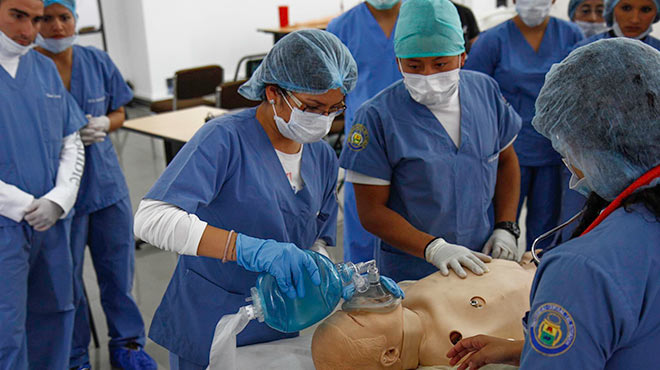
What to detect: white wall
<box><xmin>97</xmin><ymin>0</ymin><xmax>359</xmax><ymax>101</ymax></box>
<box><xmin>93</xmin><ymin>0</ymin><xmax>660</xmax><ymax>101</ymax></box>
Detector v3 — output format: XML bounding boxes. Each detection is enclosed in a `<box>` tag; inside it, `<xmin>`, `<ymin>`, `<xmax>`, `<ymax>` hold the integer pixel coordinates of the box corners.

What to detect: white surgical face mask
<box><xmin>271</xmin><ymin>92</ymin><xmax>336</xmax><ymax>144</ymax></box>
<box><xmin>574</xmin><ymin>20</ymin><xmax>609</xmax><ymax>38</ymax></box>
<box><xmin>36</xmin><ymin>34</ymin><xmax>77</xmax><ymax>54</ymax></box>
<box><xmin>563</xmin><ymin>158</ymin><xmax>591</xmax><ymax>197</ymax></box>
<box><xmin>400</xmin><ymin>57</ymin><xmax>461</xmax><ymax>107</ymax></box>
<box><xmin>612</xmin><ymin>18</ymin><xmax>653</xmax><ymax>40</ymax></box>
<box><xmin>366</xmin><ymin>0</ymin><xmax>400</xmax><ymax>10</ymax></box>
<box><xmin>516</xmin><ymin>0</ymin><xmax>552</xmax><ymax>27</ymax></box>
<box><xmin>0</xmin><ymin>30</ymin><xmax>34</xmax><ymax>59</ymax></box>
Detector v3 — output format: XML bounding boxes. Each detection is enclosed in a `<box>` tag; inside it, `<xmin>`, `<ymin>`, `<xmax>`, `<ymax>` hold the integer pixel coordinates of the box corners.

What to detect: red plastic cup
<box><xmin>279</xmin><ymin>5</ymin><xmax>289</xmax><ymax>28</ymax></box>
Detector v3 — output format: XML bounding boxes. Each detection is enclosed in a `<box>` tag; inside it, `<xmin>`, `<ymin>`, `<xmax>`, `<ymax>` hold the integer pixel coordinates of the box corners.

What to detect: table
<box><xmin>258</xmin><ymin>16</ymin><xmax>335</xmax><ymax>43</ymax></box>
<box><xmin>123</xmin><ymin>106</ymin><xmax>227</xmax><ymax>163</ymax></box>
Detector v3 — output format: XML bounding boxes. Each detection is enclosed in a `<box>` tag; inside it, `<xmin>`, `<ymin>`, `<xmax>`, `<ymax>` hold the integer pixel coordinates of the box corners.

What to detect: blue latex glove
<box><xmin>236</xmin><ymin>233</ymin><xmax>321</xmax><ymax>299</ymax></box>
<box><xmin>342</xmin><ymin>276</ymin><xmax>405</xmax><ymax>301</ymax></box>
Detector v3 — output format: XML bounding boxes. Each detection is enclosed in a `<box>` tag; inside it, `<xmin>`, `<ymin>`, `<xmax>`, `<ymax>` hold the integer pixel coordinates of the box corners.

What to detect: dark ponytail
<box><xmin>570</xmin><ymin>185</ymin><xmax>660</xmax><ymax>239</ymax></box>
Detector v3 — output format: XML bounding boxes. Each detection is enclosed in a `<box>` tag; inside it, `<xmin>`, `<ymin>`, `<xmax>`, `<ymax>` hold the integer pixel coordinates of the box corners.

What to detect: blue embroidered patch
<box><xmin>529</xmin><ymin>303</ymin><xmax>576</xmax><ymax>357</ymax></box>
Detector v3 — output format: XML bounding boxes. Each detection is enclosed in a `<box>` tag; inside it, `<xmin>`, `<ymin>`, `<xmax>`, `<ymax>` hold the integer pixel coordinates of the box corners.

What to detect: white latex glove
<box><xmin>310</xmin><ymin>239</ymin><xmax>330</xmax><ymax>260</ymax></box>
<box><xmin>482</xmin><ymin>229</ymin><xmax>521</xmax><ymax>262</ymax></box>
<box><xmin>87</xmin><ymin>115</ymin><xmax>111</xmax><ymax>132</ymax></box>
<box><xmin>24</xmin><ymin>198</ymin><xmax>64</xmax><ymax>231</ymax></box>
<box><xmin>425</xmin><ymin>238</ymin><xmax>492</xmax><ymax>278</ymax></box>
<box><xmin>80</xmin><ymin>126</ymin><xmax>107</xmax><ymax>146</ymax></box>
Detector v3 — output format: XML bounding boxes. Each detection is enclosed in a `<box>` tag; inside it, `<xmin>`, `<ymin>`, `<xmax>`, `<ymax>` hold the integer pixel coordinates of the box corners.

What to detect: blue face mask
<box><xmin>35</xmin><ymin>34</ymin><xmax>77</xmax><ymax>54</ymax></box>
<box><xmin>563</xmin><ymin>158</ymin><xmax>591</xmax><ymax>197</ymax></box>
<box><xmin>366</xmin><ymin>0</ymin><xmax>400</xmax><ymax>10</ymax></box>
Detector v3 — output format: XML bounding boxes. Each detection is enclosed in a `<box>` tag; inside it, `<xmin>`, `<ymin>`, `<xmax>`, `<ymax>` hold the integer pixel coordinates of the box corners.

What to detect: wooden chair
<box><xmin>150</xmin><ymin>65</ymin><xmax>224</xmax><ymax>113</ymax></box>
<box><xmin>150</xmin><ymin>65</ymin><xmax>224</xmax><ymax>162</ymax></box>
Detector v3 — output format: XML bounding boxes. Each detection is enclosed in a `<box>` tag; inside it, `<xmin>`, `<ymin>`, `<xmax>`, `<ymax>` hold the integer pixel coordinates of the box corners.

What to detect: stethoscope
<box><xmin>530</xmin><ymin>209</ymin><xmax>583</xmax><ymax>266</ymax></box>
<box><xmin>531</xmin><ymin>164</ymin><xmax>660</xmax><ymax>266</ymax></box>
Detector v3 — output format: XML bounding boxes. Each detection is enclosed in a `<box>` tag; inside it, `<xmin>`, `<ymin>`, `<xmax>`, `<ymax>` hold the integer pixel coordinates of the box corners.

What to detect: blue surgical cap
<box><xmin>568</xmin><ymin>0</ymin><xmax>585</xmax><ymax>19</ymax></box>
<box><xmin>394</xmin><ymin>0</ymin><xmax>465</xmax><ymax>58</ymax></box>
<box><xmin>44</xmin><ymin>0</ymin><xmax>77</xmax><ymax>19</ymax></box>
<box><xmin>239</xmin><ymin>29</ymin><xmax>357</xmax><ymax>101</ymax></box>
<box><xmin>532</xmin><ymin>38</ymin><xmax>660</xmax><ymax>201</ymax></box>
<box><xmin>604</xmin><ymin>0</ymin><xmax>660</xmax><ymax>26</ymax></box>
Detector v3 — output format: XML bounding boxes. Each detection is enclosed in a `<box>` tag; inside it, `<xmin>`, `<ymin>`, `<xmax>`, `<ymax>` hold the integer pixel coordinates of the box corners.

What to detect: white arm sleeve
<box><xmin>134</xmin><ymin>199</ymin><xmax>208</xmax><ymax>256</ymax></box>
<box><xmin>345</xmin><ymin>170</ymin><xmax>391</xmax><ymax>186</ymax></box>
<box><xmin>42</xmin><ymin>132</ymin><xmax>85</xmax><ymax>217</ymax></box>
<box><xmin>0</xmin><ymin>180</ymin><xmax>35</xmax><ymax>222</ymax></box>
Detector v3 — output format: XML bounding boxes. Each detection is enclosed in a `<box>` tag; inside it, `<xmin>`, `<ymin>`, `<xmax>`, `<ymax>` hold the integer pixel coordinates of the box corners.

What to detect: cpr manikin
<box><xmin>311</xmin><ymin>258</ymin><xmax>535</xmax><ymax>369</ymax></box>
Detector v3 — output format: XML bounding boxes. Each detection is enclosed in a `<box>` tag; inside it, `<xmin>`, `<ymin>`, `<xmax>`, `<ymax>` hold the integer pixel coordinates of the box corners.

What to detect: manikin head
<box><xmin>312</xmin><ymin>259</ymin><xmax>535</xmax><ymax>369</ymax></box>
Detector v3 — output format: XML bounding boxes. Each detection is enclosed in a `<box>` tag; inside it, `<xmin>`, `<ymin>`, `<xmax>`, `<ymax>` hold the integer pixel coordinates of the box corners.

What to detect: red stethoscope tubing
<box><xmin>580</xmin><ymin>165</ymin><xmax>660</xmax><ymax>236</ymax></box>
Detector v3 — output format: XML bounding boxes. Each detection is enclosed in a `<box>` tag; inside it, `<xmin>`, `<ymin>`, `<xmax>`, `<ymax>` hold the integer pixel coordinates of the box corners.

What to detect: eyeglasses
<box><xmin>282</xmin><ymin>90</ymin><xmax>346</xmax><ymax>116</ymax></box>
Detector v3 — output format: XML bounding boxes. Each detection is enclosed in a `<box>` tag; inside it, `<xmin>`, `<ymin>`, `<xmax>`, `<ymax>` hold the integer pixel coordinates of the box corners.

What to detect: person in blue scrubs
<box><xmin>0</xmin><ymin>0</ymin><xmax>87</xmax><ymax>368</ymax></box>
<box><xmin>447</xmin><ymin>38</ymin><xmax>660</xmax><ymax>369</ymax></box>
<box><xmin>326</xmin><ymin>0</ymin><xmax>402</xmax><ymax>263</ymax></box>
<box><xmin>339</xmin><ymin>0</ymin><xmax>523</xmax><ymax>282</ymax></box>
<box><xmin>133</xmin><ymin>29</ymin><xmax>357</xmax><ymax>369</ymax></box>
<box><xmin>554</xmin><ymin>0</ymin><xmax>659</xmax><ymax>245</ymax></box>
<box><xmin>464</xmin><ymin>0</ymin><xmax>584</xmax><ymax>251</ymax></box>
<box><xmin>34</xmin><ymin>1</ymin><xmax>156</xmax><ymax>369</ymax></box>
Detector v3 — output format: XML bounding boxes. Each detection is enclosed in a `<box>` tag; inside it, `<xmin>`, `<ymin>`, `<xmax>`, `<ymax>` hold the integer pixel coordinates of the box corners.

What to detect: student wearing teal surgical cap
<box><xmin>465</xmin><ymin>0</ymin><xmax>584</xmax><ymax>254</ymax></box>
<box><xmin>34</xmin><ymin>1</ymin><xmax>157</xmax><ymax>369</ymax></box>
<box><xmin>339</xmin><ymin>0</ymin><xmax>523</xmax><ymax>282</ymax></box>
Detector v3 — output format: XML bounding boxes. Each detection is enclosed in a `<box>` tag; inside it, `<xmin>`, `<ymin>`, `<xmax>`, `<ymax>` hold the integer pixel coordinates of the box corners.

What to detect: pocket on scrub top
<box><xmin>482</xmin><ymin>152</ymin><xmax>499</xmax><ymax>204</ymax></box>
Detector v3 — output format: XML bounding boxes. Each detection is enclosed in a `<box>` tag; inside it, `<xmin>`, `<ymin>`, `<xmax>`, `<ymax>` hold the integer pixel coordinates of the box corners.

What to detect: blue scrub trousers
<box><xmin>0</xmin><ymin>221</ymin><xmax>75</xmax><ymax>370</ymax></box>
<box><xmin>69</xmin><ymin>197</ymin><xmax>145</xmax><ymax>367</ymax></box>
<box><xmin>169</xmin><ymin>352</ymin><xmax>205</xmax><ymax>370</ymax></box>
<box><xmin>518</xmin><ymin>165</ymin><xmax>562</xmax><ymax>250</ymax></box>
<box><xmin>343</xmin><ymin>182</ymin><xmax>379</xmax><ymax>263</ymax></box>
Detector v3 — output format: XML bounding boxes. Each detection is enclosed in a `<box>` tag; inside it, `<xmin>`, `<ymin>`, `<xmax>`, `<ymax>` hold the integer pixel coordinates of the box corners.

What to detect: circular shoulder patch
<box><xmin>529</xmin><ymin>303</ymin><xmax>576</xmax><ymax>357</ymax></box>
<box><xmin>347</xmin><ymin>123</ymin><xmax>369</xmax><ymax>152</ymax></box>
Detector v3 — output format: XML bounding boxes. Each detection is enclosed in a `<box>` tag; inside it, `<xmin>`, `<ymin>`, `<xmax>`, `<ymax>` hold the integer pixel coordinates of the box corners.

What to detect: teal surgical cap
<box><xmin>44</xmin><ymin>0</ymin><xmax>77</xmax><ymax>19</ymax></box>
<box><xmin>239</xmin><ymin>29</ymin><xmax>357</xmax><ymax>101</ymax></box>
<box><xmin>394</xmin><ymin>0</ymin><xmax>465</xmax><ymax>58</ymax></box>
<box><xmin>604</xmin><ymin>0</ymin><xmax>659</xmax><ymax>26</ymax></box>
<box><xmin>533</xmin><ymin>38</ymin><xmax>660</xmax><ymax>201</ymax></box>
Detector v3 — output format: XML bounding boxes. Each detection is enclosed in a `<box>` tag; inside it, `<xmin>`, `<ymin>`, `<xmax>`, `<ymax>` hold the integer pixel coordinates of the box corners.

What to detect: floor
<box><xmin>83</xmin><ymin>104</ymin><xmax>526</xmax><ymax>369</ymax></box>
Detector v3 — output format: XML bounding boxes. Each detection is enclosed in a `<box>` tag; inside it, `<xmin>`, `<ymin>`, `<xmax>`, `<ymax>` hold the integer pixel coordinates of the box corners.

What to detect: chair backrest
<box><xmin>233</xmin><ymin>54</ymin><xmax>267</xmax><ymax>81</ymax></box>
<box><xmin>216</xmin><ymin>79</ymin><xmax>261</xmax><ymax>110</ymax></box>
<box><xmin>173</xmin><ymin>65</ymin><xmax>224</xmax><ymax>109</ymax></box>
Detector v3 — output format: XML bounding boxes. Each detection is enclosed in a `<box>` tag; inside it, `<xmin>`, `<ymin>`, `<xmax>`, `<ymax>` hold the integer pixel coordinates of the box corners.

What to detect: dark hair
<box><xmin>571</xmin><ymin>185</ymin><xmax>660</xmax><ymax>238</ymax></box>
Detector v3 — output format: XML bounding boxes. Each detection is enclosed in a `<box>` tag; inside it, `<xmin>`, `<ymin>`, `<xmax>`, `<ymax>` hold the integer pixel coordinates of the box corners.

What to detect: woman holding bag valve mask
<box><xmin>134</xmin><ymin>30</ymin><xmax>367</xmax><ymax>369</ymax></box>
<box><xmin>465</xmin><ymin>0</ymin><xmax>584</xmax><ymax>253</ymax></box>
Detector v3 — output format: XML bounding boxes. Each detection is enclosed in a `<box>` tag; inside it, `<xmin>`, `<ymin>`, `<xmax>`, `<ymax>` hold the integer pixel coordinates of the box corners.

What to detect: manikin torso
<box><xmin>312</xmin><ymin>258</ymin><xmax>536</xmax><ymax>369</ymax></box>
<box><xmin>405</xmin><ymin>259</ymin><xmax>535</xmax><ymax>366</ymax></box>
